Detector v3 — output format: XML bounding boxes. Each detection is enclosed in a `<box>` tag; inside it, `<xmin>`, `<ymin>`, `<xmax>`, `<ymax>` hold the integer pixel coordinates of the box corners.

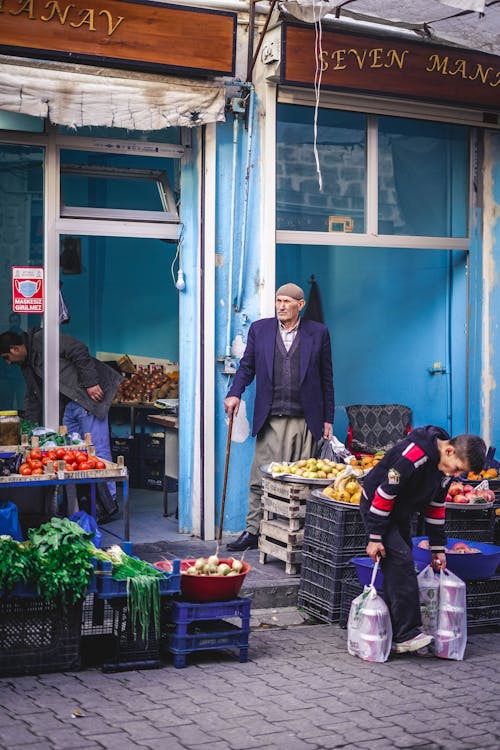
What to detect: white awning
<box><xmin>0</xmin><ymin>55</ymin><xmax>226</xmax><ymax>130</ymax></box>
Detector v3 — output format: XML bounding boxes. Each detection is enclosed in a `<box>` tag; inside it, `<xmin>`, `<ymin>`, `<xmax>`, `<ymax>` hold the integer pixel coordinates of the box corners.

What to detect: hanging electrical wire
<box><xmin>313</xmin><ymin>0</ymin><xmax>325</xmax><ymax>192</ymax></box>
<box><xmin>171</xmin><ymin>223</ymin><xmax>185</xmax><ymax>290</ymax></box>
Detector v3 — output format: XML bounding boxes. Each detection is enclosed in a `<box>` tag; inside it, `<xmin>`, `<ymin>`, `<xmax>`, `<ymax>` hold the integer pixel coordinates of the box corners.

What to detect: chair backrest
<box><xmin>345</xmin><ymin>404</ymin><xmax>412</xmax><ymax>455</ymax></box>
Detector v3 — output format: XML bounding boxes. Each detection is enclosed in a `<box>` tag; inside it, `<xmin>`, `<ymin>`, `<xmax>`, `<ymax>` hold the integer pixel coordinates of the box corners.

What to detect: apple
<box><xmin>463</xmin><ymin>484</ymin><xmax>473</xmax><ymax>493</ymax></box>
<box><xmin>448</xmin><ymin>482</ymin><xmax>463</xmax><ymax>497</ymax></box>
<box><xmin>453</xmin><ymin>494</ymin><xmax>469</xmax><ymax>504</ymax></box>
<box><xmin>451</xmin><ymin>541</ymin><xmax>471</xmax><ymax>553</ymax></box>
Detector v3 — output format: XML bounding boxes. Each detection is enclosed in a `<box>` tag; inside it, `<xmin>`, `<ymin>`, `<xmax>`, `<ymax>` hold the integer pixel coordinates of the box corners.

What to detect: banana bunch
<box><xmin>323</xmin><ymin>466</ymin><xmax>362</xmax><ymax>505</ymax></box>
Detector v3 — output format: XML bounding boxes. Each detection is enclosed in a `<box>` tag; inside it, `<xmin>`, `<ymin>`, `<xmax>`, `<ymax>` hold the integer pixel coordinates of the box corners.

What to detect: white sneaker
<box><xmin>392</xmin><ymin>633</ymin><xmax>434</xmax><ymax>654</ymax></box>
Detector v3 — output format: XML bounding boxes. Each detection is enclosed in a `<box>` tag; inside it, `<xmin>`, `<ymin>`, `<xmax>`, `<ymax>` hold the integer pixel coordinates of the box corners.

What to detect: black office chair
<box><xmin>345</xmin><ymin>404</ymin><xmax>412</xmax><ymax>455</ymax></box>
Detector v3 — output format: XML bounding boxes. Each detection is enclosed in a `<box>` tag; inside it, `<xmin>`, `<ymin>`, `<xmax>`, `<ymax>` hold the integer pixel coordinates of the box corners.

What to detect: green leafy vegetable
<box><xmin>28</xmin><ymin>517</ymin><xmax>95</xmax><ymax>604</ymax></box>
<box><xmin>127</xmin><ymin>575</ymin><xmax>161</xmax><ymax>644</ymax></box>
<box><xmin>0</xmin><ymin>536</ymin><xmax>34</xmax><ymax>594</ymax></box>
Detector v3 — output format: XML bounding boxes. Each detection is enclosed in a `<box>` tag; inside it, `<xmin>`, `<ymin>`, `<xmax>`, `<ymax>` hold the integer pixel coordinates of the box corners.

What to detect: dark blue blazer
<box><xmin>227</xmin><ymin>317</ymin><xmax>334</xmax><ymax>441</ymax></box>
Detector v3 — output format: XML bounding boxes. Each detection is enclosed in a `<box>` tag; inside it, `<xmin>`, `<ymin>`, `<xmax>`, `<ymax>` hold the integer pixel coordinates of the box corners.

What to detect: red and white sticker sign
<box><xmin>12</xmin><ymin>266</ymin><xmax>44</xmax><ymax>313</ymax></box>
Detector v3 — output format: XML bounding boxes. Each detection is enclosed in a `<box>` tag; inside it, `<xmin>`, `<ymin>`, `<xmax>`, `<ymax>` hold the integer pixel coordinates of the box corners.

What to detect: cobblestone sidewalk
<box><xmin>1</xmin><ymin>624</ymin><xmax>500</xmax><ymax>750</ymax></box>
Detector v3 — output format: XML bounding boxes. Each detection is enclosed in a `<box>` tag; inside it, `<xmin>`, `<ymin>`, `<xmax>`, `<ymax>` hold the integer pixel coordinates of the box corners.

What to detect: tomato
<box><xmin>65</xmin><ymin>464</ymin><xmax>75</xmax><ymax>472</ymax></box>
<box><xmin>86</xmin><ymin>459</ymin><xmax>96</xmax><ymax>470</ymax></box>
<box><xmin>95</xmin><ymin>460</ymin><xmax>106</xmax><ymax>470</ymax></box>
<box><xmin>76</xmin><ymin>452</ymin><xmax>88</xmax><ymax>464</ymax></box>
<box><xmin>55</xmin><ymin>447</ymin><xmax>66</xmax><ymax>459</ymax></box>
<box><xmin>29</xmin><ymin>448</ymin><xmax>42</xmax><ymax>460</ymax></box>
<box><xmin>47</xmin><ymin>450</ymin><xmax>57</xmax><ymax>461</ymax></box>
<box><xmin>31</xmin><ymin>468</ymin><xmax>44</xmax><ymax>475</ymax></box>
<box><xmin>28</xmin><ymin>459</ymin><xmax>43</xmax><ymax>470</ymax></box>
<box><xmin>19</xmin><ymin>464</ymin><xmax>32</xmax><ymax>475</ymax></box>
<box><xmin>41</xmin><ymin>457</ymin><xmax>48</xmax><ymax>465</ymax></box>
<box><xmin>79</xmin><ymin>462</ymin><xmax>91</xmax><ymax>471</ymax></box>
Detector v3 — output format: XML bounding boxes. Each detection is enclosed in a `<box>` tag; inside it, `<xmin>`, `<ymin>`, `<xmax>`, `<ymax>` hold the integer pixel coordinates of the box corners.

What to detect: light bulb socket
<box><xmin>175</xmin><ymin>269</ymin><xmax>186</xmax><ymax>291</ymax></box>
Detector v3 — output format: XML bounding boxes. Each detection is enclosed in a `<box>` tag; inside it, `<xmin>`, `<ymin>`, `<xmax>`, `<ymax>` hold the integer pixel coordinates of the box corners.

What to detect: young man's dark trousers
<box><xmin>360</xmin><ymin>502</ymin><xmax>422</xmax><ymax>643</ymax></box>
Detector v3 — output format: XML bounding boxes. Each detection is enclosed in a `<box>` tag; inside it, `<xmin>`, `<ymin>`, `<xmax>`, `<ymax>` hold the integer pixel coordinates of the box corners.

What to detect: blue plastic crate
<box><xmin>0</xmin><ymin>557</ymin><xmax>98</xmax><ymax>599</ymax></box>
<box><xmin>168</xmin><ymin>597</ymin><xmax>252</xmax><ymax>624</ymax></box>
<box><xmin>96</xmin><ymin>557</ymin><xmax>181</xmax><ymax>599</ymax></box>
<box><xmin>166</xmin><ymin>620</ymin><xmax>250</xmax><ymax>668</ymax></box>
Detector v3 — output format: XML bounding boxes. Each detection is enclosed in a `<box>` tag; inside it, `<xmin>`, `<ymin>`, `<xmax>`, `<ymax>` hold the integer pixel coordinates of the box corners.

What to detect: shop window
<box><xmin>276</xmin><ymin>103</ymin><xmax>470</xmax><ymax>240</ymax></box>
<box><xmin>276</xmin><ymin>103</ymin><xmax>367</xmax><ymax>233</ymax></box>
<box><xmin>0</xmin><ymin>143</ymin><xmax>44</xmax><ymax>409</ymax></box>
<box><xmin>60</xmin><ymin>149</ymin><xmax>179</xmax><ymax>222</ymax></box>
<box><xmin>378</xmin><ymin>117</ymin><xmax>469</xmax><ymax>238</ymax></box>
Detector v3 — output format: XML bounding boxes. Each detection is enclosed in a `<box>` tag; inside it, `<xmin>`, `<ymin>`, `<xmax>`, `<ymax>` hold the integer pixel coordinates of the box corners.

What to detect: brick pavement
<box><xmin>1</xmin><ymin>624</ymin><xmax>500</xmax><ymax>750</ymax></box>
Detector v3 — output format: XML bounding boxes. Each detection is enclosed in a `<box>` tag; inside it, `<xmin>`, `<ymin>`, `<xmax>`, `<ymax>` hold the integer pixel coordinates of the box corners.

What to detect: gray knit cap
<box><xmin>276</xmin><ymin>283</ymin><xmax>304</xmax><ymax>300</ymax></box>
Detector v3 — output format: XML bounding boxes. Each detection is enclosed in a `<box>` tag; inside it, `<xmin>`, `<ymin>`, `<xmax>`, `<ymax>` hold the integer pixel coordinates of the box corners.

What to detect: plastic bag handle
<box><xmin>369</xmin><ymin>558</ymin><xmax>380</xmax><ymax>588</ymax></box>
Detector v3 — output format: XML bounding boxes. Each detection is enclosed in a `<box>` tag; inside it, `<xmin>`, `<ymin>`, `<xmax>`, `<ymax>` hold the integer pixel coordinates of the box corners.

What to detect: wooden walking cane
<box><xmin>215</xmin><ymin>411</ymin><xmax>234</xmax><ymax>556</ymax></box>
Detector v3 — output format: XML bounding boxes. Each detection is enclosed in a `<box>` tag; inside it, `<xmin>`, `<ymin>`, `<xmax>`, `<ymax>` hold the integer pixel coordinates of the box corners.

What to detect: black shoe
<box><xmin>97</xmin><ymin>505</ymin><xmax>119</xmax><ymax>525</ymax></box>
<box><xmin>226</xmin><ymin>531</ymin><xmax>259</xmax><ymax>551</ymax></box>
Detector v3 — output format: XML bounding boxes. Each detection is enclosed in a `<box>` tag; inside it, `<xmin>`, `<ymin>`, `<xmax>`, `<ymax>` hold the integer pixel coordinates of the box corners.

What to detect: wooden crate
<box><xmin>259</xmin><ymin>533</ymin><xmax>303</xmax><ymax>575</ymax></box>
<box><xmin>259</xmin><ymin>478</ymin><xmax>316</xmax><ymax>574</ymax></box>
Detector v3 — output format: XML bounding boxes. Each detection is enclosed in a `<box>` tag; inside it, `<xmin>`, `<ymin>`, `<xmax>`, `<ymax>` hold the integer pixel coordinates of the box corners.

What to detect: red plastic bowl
<box><xmin>167</xmin><ymin>557</ymin><xmax>251</xmax><ymax>603</ymax></box>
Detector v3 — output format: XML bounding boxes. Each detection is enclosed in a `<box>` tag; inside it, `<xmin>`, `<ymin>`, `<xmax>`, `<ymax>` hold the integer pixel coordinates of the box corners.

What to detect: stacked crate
<box><xmin>297</xmin><ymin>492</ymin><xmax>367</xmax><ymax>623</ymax></box>
<box><xmin>82</xmin><ymin>553</ymin><xmax>181</xmax><ymax>672</ymax></box>
<box><xmin>110</xmin><ymin>436</ymin><xmax>140</xmax><ymax>488</ymax></box>
<box><xmin>140</xmin><ymin>434</ymin><xmax>165</xmax><ymax>491</ymax></box>
<box><xmin>0</xmin><ymin>598</ymin><xmax>82</xmax><ymax>677</ymax></box>
<box><xmin>258</xmin><ymin>477</ymin><xmax>310</xmax><ymax>574</ymax></box>
<box><xmin>163</xmin><ymin>597</ymin><xmax>251</xmax><ymax>668</ymax></box>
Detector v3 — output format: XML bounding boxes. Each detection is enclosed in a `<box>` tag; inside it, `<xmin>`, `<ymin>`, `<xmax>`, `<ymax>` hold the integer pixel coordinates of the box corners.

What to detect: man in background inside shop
<box><xmin>224</xmin><ymin>282</ymin><xmax>335</xmax><ymax>551</ymax></box>
<box><xmin>0</xmin><ymin>327</ymin><xmax>122</xmax><ymax>522</ymax></box>
<box><xmin>361</xmin><ymin>426</ymin><xmax>486</xmax><ymax>654</ymax></box>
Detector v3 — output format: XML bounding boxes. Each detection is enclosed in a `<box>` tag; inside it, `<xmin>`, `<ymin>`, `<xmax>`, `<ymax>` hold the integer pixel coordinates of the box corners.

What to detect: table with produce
<box><xmin>0</xmin><ymin>429</ymin><xmax>130</xmax><ymax>538</ymax></box>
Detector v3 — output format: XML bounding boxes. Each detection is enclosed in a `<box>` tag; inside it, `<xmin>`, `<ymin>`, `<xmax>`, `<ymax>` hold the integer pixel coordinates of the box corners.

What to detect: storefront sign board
<box><xmin>0</xmin><ymin>0</ymin><xmax>236</xmax><ymax>77</ymax></box>
<box><xmin>282</xmin><ymin>24</ymin><xmax>500</xmax><ymax>114</ymax></box>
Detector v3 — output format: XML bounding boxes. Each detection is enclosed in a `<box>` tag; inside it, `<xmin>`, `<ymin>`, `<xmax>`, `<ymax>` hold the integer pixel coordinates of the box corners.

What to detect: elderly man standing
<box><xmin>224</xmin><ymin>282</ymin><xmax>335</xmax><ymax>551</ymax></box>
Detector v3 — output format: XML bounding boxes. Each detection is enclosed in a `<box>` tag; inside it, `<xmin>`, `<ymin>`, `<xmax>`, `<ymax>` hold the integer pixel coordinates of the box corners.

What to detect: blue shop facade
<box><xmin>0</xmin><ymin>3</ymin><xmax>499</xmax><ymax>538</ymax></box>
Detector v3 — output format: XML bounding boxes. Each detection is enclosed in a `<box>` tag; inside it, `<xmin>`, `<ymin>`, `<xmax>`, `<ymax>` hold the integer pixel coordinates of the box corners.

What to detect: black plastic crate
<box><xmin>110</xmin><ymin>436</ymin><xmax>138</xmax><ymax>459</ymax></box>
<box><xmin>140</xmin><ymin>434</ymin><xmax>165</xmax><ymax>460</ymax></box>
<box><xmin>466</xmin><ymin>576</ymin><xmax>500</xmax><ymax>633</ymax></box>
<box><xmin>297</xmin><ymin>550</ymin><xmax>355</xmax><ymax>623</ymax></box>
<box><xmin>0</xmin><ymin>598</ymin><xmax>82</xmax><ymax>677</ymax></box>
<box><xmin>297</xmin><ymin>588</ymin><xmax>342</xmax><ymax>624</ymax></box>
<box><xmin>140</xmin><ymin>458</ymin><xmax>165</xmax><ymax>491</ymax></box>
<box><xmin>445</xmin><ymin>506</ymin><xmax>496</xmax><ymax>543</ymax></box>
<box><xmin>339</xmin><ymin>577</ymin><xmax>364</xmax><ymax>629</ymax></box>
<box><xmin>304</xmin><ymin>493</ymin><xmax>367</xmax><ymax>552</ymax></box>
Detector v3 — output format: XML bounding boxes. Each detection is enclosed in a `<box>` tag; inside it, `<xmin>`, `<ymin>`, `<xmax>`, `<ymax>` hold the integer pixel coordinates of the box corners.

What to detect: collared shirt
<box><xmin>279</xmin><ymin>319</ymin><xmax>300</xmax><ymax>352</ymax></box>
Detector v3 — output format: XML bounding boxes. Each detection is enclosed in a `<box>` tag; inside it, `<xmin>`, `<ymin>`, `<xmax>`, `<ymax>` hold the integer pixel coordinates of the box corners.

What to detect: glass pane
<box><xmin>378</xmin><ymin>117</ymin><xmax>469</xmax><ymax>237</ymax></box>
<box><xmin>0</xmin><ymin>143</ymin><xmax>44</xmax><ymax>410</ymax></box>
<box><xmin>0</xmin><ymin>111</ymin><xmax>44</xmax><ymax>133</ymax></box>
<box><xmin>277</xmin><ymin>103</ymin><xmax>366</xmax><ymax>232</ymax></box>
<box><xmin>60</xmin><ymin>149</ymin><xmax>179</xmax><ymax>213</ymax></box>
<box><xmin>57</xmin><ymin>125</ymin><xmax>180</xmax><ymax>144</ymax></box>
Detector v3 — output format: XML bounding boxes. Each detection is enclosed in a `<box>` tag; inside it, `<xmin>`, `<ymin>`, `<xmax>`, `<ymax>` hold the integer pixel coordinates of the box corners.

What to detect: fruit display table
<box><xmin>0</xmin><ymin>446</ymin><xmax>130</xmax><ymax>540</ymax></box>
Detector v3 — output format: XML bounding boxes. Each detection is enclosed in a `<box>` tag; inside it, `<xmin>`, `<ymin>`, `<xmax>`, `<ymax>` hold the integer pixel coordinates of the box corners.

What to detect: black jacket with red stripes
<box><xmin>361</xmin><ymin>425</ymin><xmax>452</xmax><ymax>552</ymax></box>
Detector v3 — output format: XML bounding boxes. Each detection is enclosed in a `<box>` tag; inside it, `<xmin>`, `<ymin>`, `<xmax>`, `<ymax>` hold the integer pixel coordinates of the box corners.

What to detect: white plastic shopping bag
<box><xmin>347</xmin><ymin>560</ymin><xmax>393</xmax><ymax>663</ymax></box>
<box><xmin>434</xmin><ymin>569</ymin><xmax>467</xmax><ymax>661</ymax></box>
<box><xmin>418</xmin><ymin>565</ymin><xmax>467</xmax><ymax>660</ymax></box>
<box><xmin>418</xmin><ymin>564</ymin><xmax>440</xmax><ymax>637</ymax></box>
